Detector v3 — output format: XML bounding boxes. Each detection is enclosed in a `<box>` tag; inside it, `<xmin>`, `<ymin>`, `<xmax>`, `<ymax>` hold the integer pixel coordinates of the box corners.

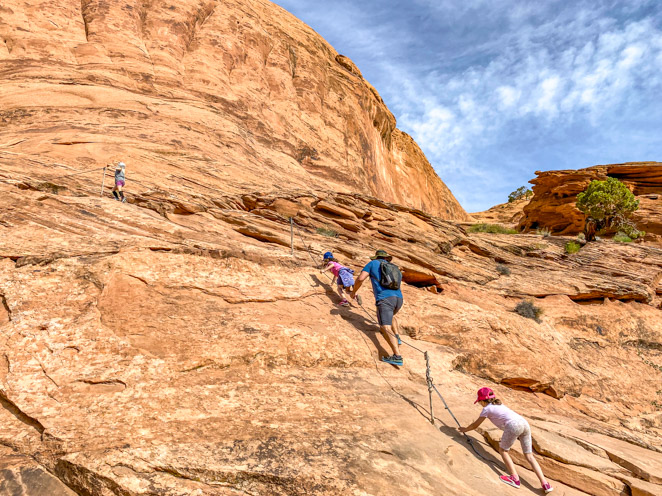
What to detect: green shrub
<box><xmin>618</xmin><ymin>220</ymin><xmax>645</xmax><ymax>240</ymax></box>
<box><xmin>536</xmin><ymin>227</ymin><xmax>551</xmax><ymax>237</ymax></box>
<box><xmin>468</xmin><ymin>223</ymin><xmax>519</xmax><ymax>234</ymax></box>
<box><xmin>508</xmin><ymin>186</ymin><xmax>533</xmax><ymax>203</ymax></box>
<box><xmin>614</xmin><ymin>232</ymin><xmax>633</xmax><ymax>243</ymax></box>
<box><xmin>576</xmin><ymin>177</ymin><xmax>639</xmax><ymax>233</ymax></box>
<box><xmin>514</xmin><ymin>300</ymin><xmax>543</xmax><ymax>323</ymax></box>
<box><xmin>496</xmin><ymin>264</ymin><xmax>511</xmax><ymax>276</ymax></box>
<box><xmin>316</xmin><ymin>227</ymin><xmax>337</xmax><ymax>237</ymax></box>
<box><xmin>565</xmin><ymin>241</ymin><xmax>581</xmax><ymax>254</ymax></box>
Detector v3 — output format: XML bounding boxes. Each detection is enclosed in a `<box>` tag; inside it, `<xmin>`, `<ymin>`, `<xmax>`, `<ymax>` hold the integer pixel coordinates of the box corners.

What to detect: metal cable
<box><xmin>58</xmin><ymin>166</ymin><xmax>108</xmax><ymax>179</ymax></box>
<box><xmin>431</xmin><ymin>383</ymin><xmax>494</xmax><ymax>463</ymax></box>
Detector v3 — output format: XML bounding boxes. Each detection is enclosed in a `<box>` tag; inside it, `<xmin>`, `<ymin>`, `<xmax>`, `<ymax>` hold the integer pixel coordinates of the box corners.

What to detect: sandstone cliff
<box><xmin>519</xmin><ymin>162</ymin><xmax>662</xmax><ymax>237</ymax></box>
<box><xmin>0</xmin><ymin>0</ymin><xmax>467</xmax><ymax>220</ymax></box>
<box><xmin>1</xmin><ymin>1</ymin><xmax>662</xmax><ymax>495</ymax></box>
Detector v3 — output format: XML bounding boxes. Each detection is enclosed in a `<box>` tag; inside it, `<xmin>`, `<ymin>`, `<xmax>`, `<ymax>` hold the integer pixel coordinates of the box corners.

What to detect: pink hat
<box><xmin>474</xmin><ymin>387</ymin><xmax>496</xmax><ymax>404</ymax></box>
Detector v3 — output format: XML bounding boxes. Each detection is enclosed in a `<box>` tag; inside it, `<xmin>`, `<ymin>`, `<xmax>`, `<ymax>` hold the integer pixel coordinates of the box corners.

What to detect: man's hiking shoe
<box><xmin>381</xmin><ymin>354</ymin><xmax>403</xmax><ymax>366</ymax></box>
<box><xmin>396</xmin><ymin>334</ymin><xmax>402</xmax><ymax>345</ymax></box>
<box><xmin>499</xmin><ymin>475</ymin><xmax>520</xmax><ymax>488</ymax></box>
<box><xmin>121</xmin><ymin>198</ymin><xmax>127</xmax><ymax>203</ymax></box>
<box><xmin>542</xmin><ymin>483</ymin><xmax>554</xmax><ymax>493</ymax></box>
<box><xmin>338</xmin><ymin>299</ymin><xmax>349</xmax><ymax>307</ymax></box>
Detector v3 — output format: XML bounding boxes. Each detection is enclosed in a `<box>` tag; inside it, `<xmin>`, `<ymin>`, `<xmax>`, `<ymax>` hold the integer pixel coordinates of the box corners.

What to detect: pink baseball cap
<box><xmin>474</xmin><ymin>387</ymin><xmax>496</xmax><ymax>404</ymax></box>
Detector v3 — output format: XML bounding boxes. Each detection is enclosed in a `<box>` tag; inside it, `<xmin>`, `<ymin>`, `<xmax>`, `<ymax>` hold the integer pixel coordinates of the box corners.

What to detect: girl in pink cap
<box><xmin>459</xmin><ymin>387</ymin><xmax>553</xmax><ymax>493</ymax></box>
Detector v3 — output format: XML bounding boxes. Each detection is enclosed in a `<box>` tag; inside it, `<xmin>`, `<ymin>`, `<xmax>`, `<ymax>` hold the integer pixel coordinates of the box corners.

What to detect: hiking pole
<box><xmin>425</xmin><ymin>351</ymin><xmax>435</xmax><ymax>425</ymax></box>
<box><xmin>100</xmin><ymin>166</ymin><xmax>107</xmax><ymax>197</ymax></box>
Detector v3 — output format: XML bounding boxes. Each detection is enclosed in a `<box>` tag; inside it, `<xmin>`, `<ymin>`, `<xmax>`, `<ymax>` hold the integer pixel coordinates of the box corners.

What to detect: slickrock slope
<box><xmin>470</xmin><ymin>197</ymin><xmax>530</xmax><ymax>227</ymax></box>
<box><xmin>519</xmin><ymin>162</ymin><xmax>662</xmax><ymax>237</ymax></box>
<box><xmin>1</xmin><ymin>1</ymin><xmax>662</xmax><ymax>495</ymax></box>
<box><xmin>1</xmin><ymin>176</ymin><xmax>661</xmax><ymax>495</ymax></box>
<box><xmin>0</xmin><ymin>0</ymin><xmax>467</xmax><ymax>220</ymax></box>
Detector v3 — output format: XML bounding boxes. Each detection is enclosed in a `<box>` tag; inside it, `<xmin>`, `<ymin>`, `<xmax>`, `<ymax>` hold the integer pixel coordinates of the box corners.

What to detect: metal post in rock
<box><xmin>424</xmin><ymin>351</ymin><xmax>435</xmax><ymax>425</ymax></box>
<box><xmin>100</xmin><ymin>166</ymin><xmax>107</xmax><ymax>197</ymax></box>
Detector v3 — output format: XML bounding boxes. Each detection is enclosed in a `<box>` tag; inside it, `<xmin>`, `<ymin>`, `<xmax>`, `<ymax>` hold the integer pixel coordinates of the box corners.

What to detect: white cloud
<box><xmin>272</xmin><ymin>0</ymin><xmax>662</xmax><ymax>210</ymax></box>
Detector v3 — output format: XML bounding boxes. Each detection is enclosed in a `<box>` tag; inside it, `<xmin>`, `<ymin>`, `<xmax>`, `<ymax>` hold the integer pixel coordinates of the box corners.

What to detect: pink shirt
<box><xmin>480</xmin><ymin>403</ymin><xmax>526</xmax><ymax>430</ymax></box>
<box><xmin>325</xmin><ymin>261</ymin><xmax>344</xmax><ymax>277</ymax></box>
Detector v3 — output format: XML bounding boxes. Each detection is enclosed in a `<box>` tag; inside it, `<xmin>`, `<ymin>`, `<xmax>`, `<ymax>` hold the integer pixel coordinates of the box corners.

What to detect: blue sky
<box><xmin>272</xmin><ymin>0</ymin><xmax>662</xmax><ymax>211</ymax></box>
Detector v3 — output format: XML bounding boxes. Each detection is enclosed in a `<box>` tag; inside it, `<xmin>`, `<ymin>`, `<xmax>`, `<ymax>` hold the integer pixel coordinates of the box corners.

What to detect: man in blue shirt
<box><xmin>350</xmin><ymin>249</ymin><xmax>404</xmax><ymax>366</ymax></box>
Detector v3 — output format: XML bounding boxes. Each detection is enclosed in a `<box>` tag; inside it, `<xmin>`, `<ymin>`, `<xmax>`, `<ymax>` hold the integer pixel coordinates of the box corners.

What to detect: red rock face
<box><xmin>2</xmin><ymin>2</ymin><xmax>662</xmax><ymax>495</ymax></box>
<box><xmin>0</xmin><ymin>0</ymin><xmax>467</xmax><ymax>220</ymax></box>
<box><xmin>519</xmin><ymin>162</ymin><xmax>662</xmax><ymax>237</ymax></box>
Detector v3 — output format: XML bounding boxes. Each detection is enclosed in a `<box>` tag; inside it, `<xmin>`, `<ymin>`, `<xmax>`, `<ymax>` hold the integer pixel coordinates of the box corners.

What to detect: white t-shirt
<box><xmin>480</xmin><ymin>403</ymin><xmax>526</xmax><ymax>430</ymax></box>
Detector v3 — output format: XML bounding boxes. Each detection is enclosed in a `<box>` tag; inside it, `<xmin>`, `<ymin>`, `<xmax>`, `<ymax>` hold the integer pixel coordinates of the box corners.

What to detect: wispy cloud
<box><xmin>273</xmin><ymin>0</ymin><xmax>662</xmax><ymax>211</ymax></box>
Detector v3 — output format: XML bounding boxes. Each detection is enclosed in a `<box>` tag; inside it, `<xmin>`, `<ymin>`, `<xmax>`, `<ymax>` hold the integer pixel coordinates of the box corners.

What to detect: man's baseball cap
<box><xmin>118</xmin><ymin>162</ymin><xmax>126</xmax><ymax>168</ymax></box>
<box><xmin>474</xmin><ymin>387</ymin><xmax>496</xmax><ymax>404</ymax></box>
<box><xmin>370</xmin><ymin>249</ymin><xmax>392</xmax><ymax>261</ymax></box>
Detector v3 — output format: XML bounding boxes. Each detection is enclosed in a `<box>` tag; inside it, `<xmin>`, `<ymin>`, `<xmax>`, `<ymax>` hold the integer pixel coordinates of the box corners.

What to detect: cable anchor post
<box><xmin>290</xmin><ymin>217</ymin><xmax>294</xmax><ymax>257</ymax></box>
<box><xmin>424</xmin><ymin>351</ymin><xmax>435</xmax><ymax>425</ymax></box>
<box><xmin>100</xmin><ymin>166</ymin><xmax>107</xmax><ymax>197</ymax></box>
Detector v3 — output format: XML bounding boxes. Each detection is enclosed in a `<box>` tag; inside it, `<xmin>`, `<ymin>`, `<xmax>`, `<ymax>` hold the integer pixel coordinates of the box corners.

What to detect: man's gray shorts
<box><xmin>376</xmin><ymin>296</ymin><xmax>403</xmax><ymax>326</ymax></box>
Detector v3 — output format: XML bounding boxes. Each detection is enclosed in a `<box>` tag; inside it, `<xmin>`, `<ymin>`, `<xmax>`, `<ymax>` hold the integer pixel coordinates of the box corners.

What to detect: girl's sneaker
<box><xmin>542</xmin><ymin>482</ymin><xmax>554</xmax><ymax>493</ymax></box>
<box><xmin>339</xmin><ymin>299</ymin><xmax>349</xmax><ymax>307</ymax></box>
<box><xmin>499</xmin><ymin>475</ymin><xmax>520</xmax><ymax>488</ymax></box>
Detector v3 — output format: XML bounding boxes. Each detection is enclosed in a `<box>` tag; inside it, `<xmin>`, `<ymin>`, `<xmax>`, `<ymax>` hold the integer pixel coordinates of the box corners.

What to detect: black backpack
<box><xmin>379</xmin><ymin>260</ymin><xmax>402</xmax><ymax>290</ymax></box>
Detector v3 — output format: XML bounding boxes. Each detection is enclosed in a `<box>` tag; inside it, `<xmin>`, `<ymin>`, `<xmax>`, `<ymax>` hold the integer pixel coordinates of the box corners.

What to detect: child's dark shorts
<box><xmin>376</xmin><ymin>296</ymin><xmax>403</xmax><ymax>326</ymax></box>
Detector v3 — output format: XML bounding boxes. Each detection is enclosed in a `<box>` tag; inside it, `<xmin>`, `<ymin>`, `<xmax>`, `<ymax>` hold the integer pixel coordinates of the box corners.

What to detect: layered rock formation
<box><xmin>1</xmin><ymin>1</ymin><xmax>662</xmax><ymax>495</ymax></box>
<box><xmin>0</xmin><ymin>0</ymin><xmax>467</xmax><ymax>220</ymax></box>
<box><xmin>519</xmin><ymin>162</ymin><xmax>662</xmax><ymax>237</ymax></box>
<box><xmin>1</xmin><ymin>177</ymin><xmax>662</xmax><ymax>495</ymax></box>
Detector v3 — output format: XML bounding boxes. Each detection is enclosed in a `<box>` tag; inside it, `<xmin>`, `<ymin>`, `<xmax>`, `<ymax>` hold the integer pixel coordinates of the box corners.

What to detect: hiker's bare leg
<box><xmin>525</xmin><ymin>452</ymin><xmax>547</xmax><ymax>485</ymax></box>
<box><xmin>337</xmin><ymin>285</ymin><xmax>344</xmax><ymax>300</ymax></box>
<box><xmin>500</xmin><ymin>448</ymin><xmax>519</xmax><ymax>479</ymax></box>
<box><xmin>380</xmin><ymin>324</ymin><xmax>401</xmax><ymax>356</ymax></box>
<box><xmin>392</xmin><ymin>315</ymin><xmax>401</xmax><ymax>336</ymax></box>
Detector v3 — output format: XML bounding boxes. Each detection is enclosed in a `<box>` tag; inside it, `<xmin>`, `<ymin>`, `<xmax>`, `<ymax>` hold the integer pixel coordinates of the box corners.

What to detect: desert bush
<box><xmin>577</xmin><ymin>178</ymin><xmax>639</xmax><ymax>235</ymax></box>
<box><xmin>316</xmin><ymin>227</ymin><xmax>337</xmax><ymax>237</ymax></box>
<box><xmin>614</xmin><ymin>232</ymin><xmax>633</xmax><ymax>243</ymax></box>
<box><xmin>514</xmin><ymin>300</ymin><xmax>543</xmax><ymax>323</ymax></box>
<box><xmin>536</xmin><ymin>227</ymin><xmax>551</xmax><ymax>237</ymax></box>
<box><xmin>565</xmin><ymin>241</ymin><xmax>581</xmax><ymax>254</ymax></box>
<box><xmin>618</xmin><ymin>219</ymin><xmax>645</xmax><ymax>240</ymax></box>
<box><xmin>468</xmin><ymin>223</ymin><xmax>518</xmax><ymax>234</ymax></box>
<box><xmin>496</xmin><ymin>264</ymin><xmax>511</xmax><ymax>276</ymax></box>
<box><xmin>508</xmin><ymin>186</ymin><xmax>533</xmax><ymax>203</ymax></box>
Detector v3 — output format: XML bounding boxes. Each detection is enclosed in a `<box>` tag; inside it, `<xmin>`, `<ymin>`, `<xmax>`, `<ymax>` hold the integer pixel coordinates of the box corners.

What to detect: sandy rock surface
<box><xmin>1</xmin><ymin>183</ymin><xmax>661</xmax><ymax>495</ymax></box>
<box><xmin>470</xmin><ymin>197</ymin><xmax>530</xmax><ymax>227</ymax></box>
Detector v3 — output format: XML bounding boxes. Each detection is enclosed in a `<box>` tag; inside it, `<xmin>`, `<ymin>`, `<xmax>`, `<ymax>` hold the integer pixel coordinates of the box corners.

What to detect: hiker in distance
<box><xmin>459</xmin><ymin>387</ymin><xmax>554</xmax><ymax>493</ymax></box>
<box><xmin>350</xmin><ymin>249</ymin><xmax>404</xmax><ymax>367</ymax></box>
<box><xmin>111</xmin><ymin>161</ymin><xmax>127</xmax><ymax>202</ymax></box>
<box><xmin>320</xmin><ymin>251</ymin><xmax>355</xmax><ymax>307</ymax></box>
